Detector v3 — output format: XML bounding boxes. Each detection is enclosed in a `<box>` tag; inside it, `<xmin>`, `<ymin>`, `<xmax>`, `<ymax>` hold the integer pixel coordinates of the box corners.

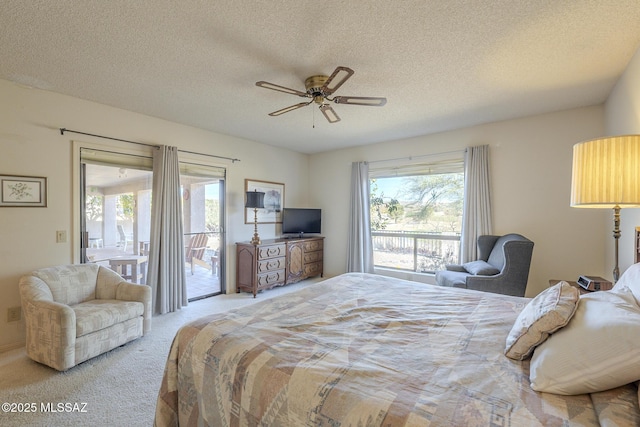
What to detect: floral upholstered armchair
<box><xmin>19</xmin><ymin>264</ymin><xmax>151</xmax><ymax>371</ymax></box>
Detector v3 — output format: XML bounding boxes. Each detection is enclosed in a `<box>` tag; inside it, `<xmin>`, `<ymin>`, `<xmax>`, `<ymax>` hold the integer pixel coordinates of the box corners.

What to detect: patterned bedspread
<box><xmin>154</xmin><ymin>273</ymin><xmax>640</xmax><ymax>426</ymax></box>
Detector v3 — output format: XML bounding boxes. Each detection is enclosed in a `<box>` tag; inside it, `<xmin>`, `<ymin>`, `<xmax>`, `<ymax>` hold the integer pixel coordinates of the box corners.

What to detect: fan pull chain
<box><xmin>312</xmin><ymin>105</ymin><xmax>316</xmax><ymax>128</ymax></box>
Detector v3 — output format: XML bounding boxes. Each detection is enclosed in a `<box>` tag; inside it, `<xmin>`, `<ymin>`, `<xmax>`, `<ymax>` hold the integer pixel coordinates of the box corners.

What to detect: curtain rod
<box><xmin>59</xmin><ymin>128</ymin><xmax>241</xmax><ymax>163</ymax></box>
<box><xmin>366</xmin><ymin>148</ymin><xmax>466</xmax><ymax>165</ymax></box>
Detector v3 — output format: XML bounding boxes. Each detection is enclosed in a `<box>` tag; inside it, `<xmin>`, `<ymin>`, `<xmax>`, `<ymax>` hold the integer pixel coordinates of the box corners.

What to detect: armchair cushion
<box><xmin>435</xmin><ymin>270</ymin><xmax>468</xmax><ymax>288</ymax></box>
<box><xmin>463</xmin><ymin>260</ymin><xmax>500</xmax><ymax>276</ymax></box>
<box><xmin>31</xmin><ymin>266</ymin><xmax>99</xmax><ymax>306</ymax></box>
<box><xmin>74</xmin><ymin>300</ymin><xmax>144</xmax><ymax>336</ymax></box>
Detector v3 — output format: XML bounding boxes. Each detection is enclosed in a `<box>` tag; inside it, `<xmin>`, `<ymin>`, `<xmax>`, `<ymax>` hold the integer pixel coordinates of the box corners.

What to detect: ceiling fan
<box><xmin>255</xmin><ymin>66</ymin><xmax>387</xmax><ymax>123</ymax></box>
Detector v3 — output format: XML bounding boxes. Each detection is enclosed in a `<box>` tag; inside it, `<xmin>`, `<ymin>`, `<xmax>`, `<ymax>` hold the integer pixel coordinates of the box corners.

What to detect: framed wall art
<box><xmin>244</xmin><ymin>179</ymin><xmax>284</xmax><ymax>224</ymax></box>
<box><xmin>0</xmin><ymin>174</ymin><xmax>47</xmax><ymax>207</ymax></box>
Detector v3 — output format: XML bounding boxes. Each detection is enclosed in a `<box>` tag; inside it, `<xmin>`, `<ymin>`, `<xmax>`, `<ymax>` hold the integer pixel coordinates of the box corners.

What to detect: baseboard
<box><xmin>0</xmin><ymin>340</ymin><xmax>25</xmax><ymax>354</ymax></box>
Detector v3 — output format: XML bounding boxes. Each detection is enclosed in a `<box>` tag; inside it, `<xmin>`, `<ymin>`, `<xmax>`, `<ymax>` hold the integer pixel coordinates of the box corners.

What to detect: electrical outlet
<box><xmin>7</xmin><ymin>306</ymin><xmax>21</xmax><ymax>322</ymax></box>
<box><xmin>56</xmin><ymin>230</ymin><xmax>67</xmax><ymax>243</ymax></box>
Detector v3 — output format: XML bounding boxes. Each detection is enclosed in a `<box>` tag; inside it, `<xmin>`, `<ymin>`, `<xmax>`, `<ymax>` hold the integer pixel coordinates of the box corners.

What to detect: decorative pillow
<box><xmin>445</xmin><ymin>264</ymin><xmax>467</xmax><ymax>272</ymax></box>
<box><xmin>529</xmin><ymin>287</ymin><xmax>640</xmax><ymax>395</ymax></box>
<box><xmin>463</xmin><ymin>260</ymin><xmax>500</xmax><ymax>276</ymax></box>
<box><xmin>504</xmin><ymin>281</ymin><xmax>579</xmax><ymax>360</ymax></box>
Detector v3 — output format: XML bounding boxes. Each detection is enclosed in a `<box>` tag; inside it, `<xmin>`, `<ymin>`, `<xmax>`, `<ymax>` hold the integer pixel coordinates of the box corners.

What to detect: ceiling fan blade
<box><xmin>268</xmin><ymin>101</ymin><xmax>312</xmax><ymax>116</ymax></box>
<box><xmin>319</xmin><ymin>104</ymin><xmax>341</xmax><ymax>123</ymax></box>
<box><xmin>333</xmin><ymin>96</ymin><xmax>387</xmax><ymax>106</ymax></box>
<box><xmin>320</xmin><ymin>66</ymin><xmax>354</xmax><ymax>95</ymax></box>
<box><xmin>256</xmin><ymin>81</ymin><xmax>309</xmax><ymax>98</ymax></box>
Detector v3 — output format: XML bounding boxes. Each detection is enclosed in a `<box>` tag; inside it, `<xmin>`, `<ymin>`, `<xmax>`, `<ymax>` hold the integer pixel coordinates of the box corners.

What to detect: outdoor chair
<box><xmin>117</xmin><ymin>225</ymin><xmax>134</xmax><ymax>252</ymax></box>
<box><xmin>185</xmin><ymin>233</ymin><xmax>211</xmax><ymax>275</ymax></box>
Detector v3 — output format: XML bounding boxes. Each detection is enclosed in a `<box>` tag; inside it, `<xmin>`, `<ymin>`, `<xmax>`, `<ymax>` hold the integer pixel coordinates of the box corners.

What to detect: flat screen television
<box><xmin>282</xmin><ymin>208</ymin><xmax>321</xmax><ymax>237</ymax></box>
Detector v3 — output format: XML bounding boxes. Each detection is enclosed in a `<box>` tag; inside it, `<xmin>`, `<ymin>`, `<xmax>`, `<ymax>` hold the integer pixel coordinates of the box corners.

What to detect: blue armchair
<box><xmin>435</xmin><ymin>233</ymin><xmax>534</xmax><ymax>297</ymax></box>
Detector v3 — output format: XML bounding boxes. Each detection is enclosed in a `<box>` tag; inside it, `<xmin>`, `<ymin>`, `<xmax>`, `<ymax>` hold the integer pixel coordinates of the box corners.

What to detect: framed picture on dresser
<box><xmin>245</xmin><ymin>179</ymin><xmax>284</xmax><ymax>224</ymax></box>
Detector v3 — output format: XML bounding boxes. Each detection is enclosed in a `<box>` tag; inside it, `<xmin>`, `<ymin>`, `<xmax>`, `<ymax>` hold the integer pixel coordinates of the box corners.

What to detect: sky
<box><xmin>372</xmin><ymin>177</ymin><xmax>405</xmax><ymax>201</ymax></box>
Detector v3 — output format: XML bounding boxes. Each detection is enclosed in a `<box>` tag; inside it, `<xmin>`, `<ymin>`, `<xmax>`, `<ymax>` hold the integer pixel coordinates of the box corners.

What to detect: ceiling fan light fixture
<box><xmin>256</xmin><ymin>66</ymin><xmax>386</xmax><ymax>123</ymax></box>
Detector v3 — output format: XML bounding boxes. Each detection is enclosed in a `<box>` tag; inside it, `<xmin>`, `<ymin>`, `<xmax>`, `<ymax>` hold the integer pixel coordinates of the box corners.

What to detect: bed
<box><xmin>154</xmin><ymin>272</ymin><xmax>640</xmax><ymax>426</ymax></box>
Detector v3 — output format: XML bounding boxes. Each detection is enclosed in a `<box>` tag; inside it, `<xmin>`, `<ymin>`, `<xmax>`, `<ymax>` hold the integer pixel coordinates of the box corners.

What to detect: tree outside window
<box><xmin>86</xmin><ymin>194</ymin><xmax>103</xmax><ymax>221</ymax></box>
<box><xmin>117</xmin><ymin>194</ymin><xmax>135</xmax><ymax>221</ymax></box>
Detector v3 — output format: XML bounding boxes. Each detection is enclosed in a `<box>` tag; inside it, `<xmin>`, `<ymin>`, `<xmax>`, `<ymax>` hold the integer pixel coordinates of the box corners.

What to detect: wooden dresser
<box><xmin>236</xmin><ymin>236</ymin><xmax>324</xmax><ymax>297</ymax></box>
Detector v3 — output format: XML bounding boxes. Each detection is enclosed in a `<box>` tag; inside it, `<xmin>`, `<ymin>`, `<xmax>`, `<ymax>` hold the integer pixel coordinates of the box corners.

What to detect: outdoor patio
<box><xmin>86</xmin><ymin>245</ymin><xmax>221</xmax><ymax>300</ymax></box>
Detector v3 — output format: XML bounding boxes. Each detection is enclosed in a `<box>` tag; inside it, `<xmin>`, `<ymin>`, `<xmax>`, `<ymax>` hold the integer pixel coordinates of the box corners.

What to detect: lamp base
<box><xmin>251</xmin><ymin>208</ymin><xmax>261</xmax><ymax>245</ymax></box>
<box><xmin>613</xmin><ymin>205</ymin><xmax>620</xmax><ymax>282</ymax></box>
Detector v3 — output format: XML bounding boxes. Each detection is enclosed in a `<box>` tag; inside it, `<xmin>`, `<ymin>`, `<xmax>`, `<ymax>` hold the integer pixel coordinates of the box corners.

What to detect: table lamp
<box><xmin>245</xmin><ymin>190</ymin><xmax>265</xmax><ymax>245</ymax></box>
<box><xmin>570</xmin><ymin>135</ymin><xmax>640</xmax><ymax>282</ymax></box>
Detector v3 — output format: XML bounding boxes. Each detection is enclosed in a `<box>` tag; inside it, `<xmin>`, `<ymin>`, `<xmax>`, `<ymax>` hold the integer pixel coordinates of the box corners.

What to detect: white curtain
<box><xmin>347</xmin><ymin>161</ymin><xmax>374</xmax><ymax>273</ymax></box>
<box><xmin>147</xmin><ymin>145</ymin><xmax>187</xmax><ymax>314</ymax></box>
<box><xmin>461</xmin><ymin>145</ymin><xmax>493</xmax><ymax>262</ymax></box>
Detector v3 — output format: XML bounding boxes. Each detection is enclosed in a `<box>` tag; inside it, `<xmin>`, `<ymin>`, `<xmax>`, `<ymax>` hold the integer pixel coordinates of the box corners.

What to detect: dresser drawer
<box><xmin>304</xmin><ymin>250</ymin><xmax>323</xmax><ymax>263</ymax></box>
<box><xmin>257</xmin><ymin>244</ymin><xmax>286</xmax><ymax>260</ymax></box>
<box><xmin>257</xmin><ymin>257</ymin><xmax>286</xmax><ymax>273</ymax></box>
<box><xmin>303</xmin><ymin>240</ymin><xmax>323</xmax><ymax>252</ymax></box>
<box><xmin>304</xmin><ymin>262</ymin><xmax>323</xmax><ymax>277</ymax></box>
<box><xmin>257</xmin><ymin>270</ymin><xmax>285</xmax><ymax>288</ymax></box>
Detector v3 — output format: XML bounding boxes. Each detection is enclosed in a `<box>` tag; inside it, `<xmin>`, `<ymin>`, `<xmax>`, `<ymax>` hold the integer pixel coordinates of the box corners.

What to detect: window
<box><xmin>369</xmin><ymin>156</ymin><xmax>464</xmax><ymax>273</ymax></box>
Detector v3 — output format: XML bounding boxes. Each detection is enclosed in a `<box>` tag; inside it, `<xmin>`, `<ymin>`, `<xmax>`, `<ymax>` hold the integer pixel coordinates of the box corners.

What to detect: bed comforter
<box><xmin>155</xmin><ymin>273</ymin><xmax>640</xmax><ymax>426</ymax></box>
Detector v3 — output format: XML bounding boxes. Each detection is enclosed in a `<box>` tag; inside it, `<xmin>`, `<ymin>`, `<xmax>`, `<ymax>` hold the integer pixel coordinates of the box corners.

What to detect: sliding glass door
<box><xmin>79</xmin><ymin>147</ymin><xmax>226</xmax><ymax>300</ymax></box>
<box><xmin>180</xmin><ymin>161</ymin><xmax>226</xmax><ymax>299</ymax></box>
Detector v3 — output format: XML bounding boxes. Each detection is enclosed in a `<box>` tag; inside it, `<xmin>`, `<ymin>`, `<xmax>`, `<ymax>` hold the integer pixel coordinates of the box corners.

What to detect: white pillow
<box><xmin>504</xmin><ymin>281</ymin><xmax>579</xmax><ymax>360</ymax></box>
<box><xmin>613</xmin><ymin>262</ymin><xmax>640</xmax><ymax>304</ymax></box>
<box><xmin>529</xmin><ymin>287</ymin><xmax>640</xmax><ymax>395</ymax></box>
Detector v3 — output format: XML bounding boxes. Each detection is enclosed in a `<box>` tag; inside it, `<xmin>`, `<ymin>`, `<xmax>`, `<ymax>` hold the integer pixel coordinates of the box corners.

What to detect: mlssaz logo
<box><xmin>40</xmin><ymin>402</ymin><xmax>88</xmax><ymax>413</ymax></box>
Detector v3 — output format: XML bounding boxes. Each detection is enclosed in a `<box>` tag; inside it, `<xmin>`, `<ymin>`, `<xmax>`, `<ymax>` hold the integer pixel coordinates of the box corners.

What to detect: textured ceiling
<box><xmin>2</xmin><ymin>1</ymin><xmax>640</xmax><ymax>154</ymax></box>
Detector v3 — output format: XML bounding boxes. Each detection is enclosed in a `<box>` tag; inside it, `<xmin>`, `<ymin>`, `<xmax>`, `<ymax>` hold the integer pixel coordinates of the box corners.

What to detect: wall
<box><xmin>309</xmin><ymin>106</ymin><xmax>607</xmax><ymax>297</ymax></box>
<box><xmin>605</xmin><ymin>46</ymin><xmax>640</xmax><ymax>276</ymax></box>
<box><xmin>3</xmin><ymin>49</ymin><xmax>637</xmax><ymax>350</ymax></box>
<box><xmin>0</xmin><ymin>78</ymin><xmax>309</xmax><ymax>351</ymax></box>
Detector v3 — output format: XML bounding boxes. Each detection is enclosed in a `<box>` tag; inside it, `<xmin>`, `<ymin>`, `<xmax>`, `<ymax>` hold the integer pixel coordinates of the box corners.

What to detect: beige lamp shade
<box><xmin>570</xmin><ymin>135</ymin><xmax>640</xmax><ymax>208</ymax></box>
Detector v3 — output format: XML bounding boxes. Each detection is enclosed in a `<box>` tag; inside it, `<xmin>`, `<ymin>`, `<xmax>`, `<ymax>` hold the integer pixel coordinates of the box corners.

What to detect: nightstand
<box><xmin>548</xmin><ymin>279</ymin><xmax>591</xmax><ymax>295</ymax></box>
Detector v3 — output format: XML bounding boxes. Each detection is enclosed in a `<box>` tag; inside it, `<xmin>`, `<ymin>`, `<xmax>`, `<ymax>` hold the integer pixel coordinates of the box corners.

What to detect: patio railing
<box><xmin>372</xmin><ymin>231</ymin><xmax>460</xmax><ymax>273</ymax></box>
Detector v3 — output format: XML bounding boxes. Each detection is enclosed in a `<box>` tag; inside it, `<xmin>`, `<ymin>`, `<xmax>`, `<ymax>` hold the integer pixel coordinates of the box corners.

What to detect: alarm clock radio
<box><xmin>577</xmin><ymin>275</ymin><xmax>613</xmax><ymax>291</ymax></box>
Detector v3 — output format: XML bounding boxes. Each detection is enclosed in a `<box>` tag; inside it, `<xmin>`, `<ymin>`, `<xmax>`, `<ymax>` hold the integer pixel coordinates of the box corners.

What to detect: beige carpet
<box><xmin>0</xmin><ymin>279</ymin><xmax>318</xmax><ymax>427</ymax></box>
